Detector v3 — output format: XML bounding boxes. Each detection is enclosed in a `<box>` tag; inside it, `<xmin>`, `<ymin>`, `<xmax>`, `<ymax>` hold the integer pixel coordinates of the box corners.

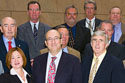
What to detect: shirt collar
<box><xmin>10</xmin><ymin>68</ymin><xmax>29</xmax><ymax>77</ymax></box>
<box><xmin>86</xmin><ymin>16</ymin><xmax>95</xmax><ymax>22</ymax></box>
<box><xmin>30</xmin><ymin>21</ymin><xmax>39</xmax><ymax>29</ymax></box>
<box><xmin>62</xmin><ymin>46</ymin><xmax>68</xmax><ymax>53</ymax></box>
<box><xmin>93</xmin><ymin>50</ymin><xmax>106</xmax><ymax>62</ymax></box>
<box><xmin>48</xmin><ymin>49</ymin><xmax>62</xmax><ymax>59</ymax></box>
<box><xmin>3</xmin><ymin>35</ymin><xmax>15</xmax><ymax>44</ymax></box>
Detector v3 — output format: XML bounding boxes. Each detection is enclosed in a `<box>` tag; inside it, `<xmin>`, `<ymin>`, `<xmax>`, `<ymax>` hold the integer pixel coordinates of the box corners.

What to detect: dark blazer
<box><xmin>81</xmin><ymin>51</ymin><xmax>125</xmax><ymax>83</ymax></box>
<box><xmin>0</xmin><ymin>35</ymin><xmax>32</xmax><ymax>74</ymax></box>
<box><xmin>83</xmin><ymin>41</ymin><xmax>125</xmax><ymax>60</ymax></box>
<box><xmin>74</xmin><ymin>22</ymin><xmax>91</xmax><ymax>54</ymax></box>
<box><xmin>0</xmin><ymin>72</ymin><xmax>32</xmax><ymax>83</ymax></box>
<box><xmin>77</xmin><ymin>18</ymin><xmax>102</xmax><ymax>31</ymax></box>
<box><xmin>32</xmin><ymin>52</ymin><xmax>82</xmax><ymax>83</ymax></box>
<box><xmin>17</xmin><ymin>22</ymin><xmax>51</xmax><ymax>59</ymax></box>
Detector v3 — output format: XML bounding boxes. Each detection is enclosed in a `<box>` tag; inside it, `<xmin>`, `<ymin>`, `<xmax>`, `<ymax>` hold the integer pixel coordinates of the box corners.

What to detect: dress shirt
<box><xmin>114</xmin><ymin>22</ymin><xmax>122</xmax><ymax>43</ymax></box>
<box><xmin>65</xmin><ymin>24</ymin><xmax>76</xmax><ymax>40</ymax></box>
<box><xmin>45</xmin><ymin>49</ymin><xmax>62</xmax><ymax>83</ymax></box>
<box><xmin>10</xmin><ymin>68</ymin><xmax>29</xmax><ymax>83</ymax></box>
<box><xmin>86</xmin><ymin>17</ymin><xmax>95</xmax><ymax>31</ymax></box>
<box><xmin>90</xmin><ymin>50</ymin><xmax>106</xmax><ymax>75</ymax></box>
<box><xmin>30</xmin><ymin>21</ymin><xmax>39</xmax><ymax>32</ymax></box>
<box><xmin>62</xmin><ymin>46</ymin><xmax>68</xmax><ymax>53</ymax></box>
<box><xmin>3</xmin><ymin>35</ymin><xmax>16</xmax><ymax>52</ymax></box>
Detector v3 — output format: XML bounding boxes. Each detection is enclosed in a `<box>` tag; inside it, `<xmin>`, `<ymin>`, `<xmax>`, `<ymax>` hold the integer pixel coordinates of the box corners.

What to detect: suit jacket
<box><xmin>0</xmin><ymin>72</ymin><xmax>32</xmax><ymax>83</ymax></box>
<box><xmin>32</xmin><ymin>52</ymin><xmax>82</xmax><ymax>83</ymax></box>
<box><xmin>40</xmin><ymin>46</ymin><xmax>81</xmax><ymax>61</ymax></box>
<box><xmin>17</xmin><ymin>22</ymin><xmax>51</xmax><ymax>59</ymax></box>
<box><xmin>77</xmin><ymin>18</ymin><xmax>102</xmax><ymax>31</ymax></box>
<box><xmin>81</xmin><ymin>51</ymin><xmax>125</xmax><ymax>83</ymax></box>
<box><xmin>119</xmin><ymin>23</ymin><xmax>125</xmax><ymax>44</ymax></box>
<box><xmin>83</xmin><ymin>41</ymin><xmax>125</xmax><ymax>61</ymax></box>
<box><xmin>0</xmin><ymin>35</ymin><xmax>32</xmax><ymax>74</ymax></box>
<box><xmin>74</xmin><ymin>22</ymin><xmax>91</xmax><ymax>55</ymax></box>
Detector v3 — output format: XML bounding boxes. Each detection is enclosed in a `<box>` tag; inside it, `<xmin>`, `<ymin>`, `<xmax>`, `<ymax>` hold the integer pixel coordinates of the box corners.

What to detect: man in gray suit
<box><xmin>17</xmin><ymin>1</ymin><xmax>51</xmax><ymax>61</ymax></box>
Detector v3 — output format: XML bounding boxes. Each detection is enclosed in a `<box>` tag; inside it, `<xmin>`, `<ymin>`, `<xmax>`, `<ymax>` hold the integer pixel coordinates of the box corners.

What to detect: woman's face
<box><xmin>10</xmin><ymin>51</ymin><xmax>23</xmax><ymax>69</ymax></box>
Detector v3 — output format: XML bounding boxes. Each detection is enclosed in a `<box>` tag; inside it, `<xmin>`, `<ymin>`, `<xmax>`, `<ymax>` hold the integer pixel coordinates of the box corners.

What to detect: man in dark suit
<box><xmin>82</xmin><ymin>30</ymin><xmax>125</xmax><ymax>83</ymax></box>
<box><xmin>33</xmin><ymin>29</ymin><xmax>82</xmax><ymax>83</ymax></box>
<box><xmin>56</xmin><ymin>5</ymin><xmax>91</xmax><ymax>55</ymax></box>
<box><xmin>77</xmin><ymin>0</ymin><xmax>102</xmax><ymax>35</ymax></box>
<box><xmin>83</xmin><ymin>20</ymin><xmax>125</xmax><ymax>61</ymax></box>
<box><xmin>17</xmin><ymin>1</ymin><xmax>51</xmax><ymax>60</ymax></box>
<box><xmin>0</xmin><ymin>17</ymin><xmax>31</xmax><ymax>74</ymax></box>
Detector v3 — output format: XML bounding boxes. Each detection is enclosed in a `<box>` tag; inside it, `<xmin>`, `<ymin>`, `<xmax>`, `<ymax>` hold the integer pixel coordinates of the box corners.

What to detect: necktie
<box><xmin>8</xmin><ymin>41</ymin><xmax>12</xmax><ymax>51</ymax></box>
<box><xmin>111</xmin><ymin>25</ymin><xmax>115</xmax><ymax>41</ymax></box>
<box><xmin>88</xmin><ymin>21</ymin><xmax>93</xmax><ymax>35</ymax></box>
<box><xmin>33</xmin><ymin>24</ymin><xmax>38</xmax><ymax>43</ymax></box>
<box><xmin>48</xmin><ymin>57</ymin><xmax>57</xmax><ymax>83</ymax></box>
<box><xmin>68</xmin><ymin>28</ymin><xmax>74</xmax><ymax>48</ymax></box>
<box><xmin>88</xmin><ymin>58</ymin><xmax>99</xmax><ymax>83</ymax></box>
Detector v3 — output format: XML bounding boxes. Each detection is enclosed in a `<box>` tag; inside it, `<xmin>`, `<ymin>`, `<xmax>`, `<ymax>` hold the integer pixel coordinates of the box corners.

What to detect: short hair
<box><xmin>45</xmin><ymin>29</ymin><xmax>62</xmax><ymax>40</ymax></box>
<box><xmin>91</xmin><ymin>30</ymin><xmax>109</xmax><ymax>44</ymax></box>
<box><xmin>65</xmin><ymin>5</ymin><xmax>78</xmax><ymax>14</ymax></box>
<box><xmin>6</xmin><ymin>47</ymin><xmax>27</xmax><ymax>69</ymax></box>
<box><xmin>1</xmin><ymin>17</ymin><xmax>16</xmax><ymax>26</ymax></box>
<box><xmin>109</xmin><ymin>6</ymin><xmax>122</xmax><ymax>14</ymax></box>
<box><xmin>27</xmin><ymin>1</ymin><xmax>41</xmax><ymax>10</ymax></box>
<box><xmin>56</xmin><ymin>25</ymin><xmax>69</xmax><ymax>36</ymax></box>
<box><xmin>97</xmin><ymin>20</ymin><xmax>113</xmax><ymax>30</ymax></box>
<box><xmin>84</xmin><ymin>0</ymin><xmax>97</xmax><ymax>10</ymax></box>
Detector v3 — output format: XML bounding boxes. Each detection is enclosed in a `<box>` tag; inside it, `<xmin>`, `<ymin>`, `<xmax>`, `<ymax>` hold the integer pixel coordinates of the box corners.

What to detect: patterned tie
<box><xmin>88</xmin><ymin>21</ymin><xmax>93</xmax><ymax>35</ymax></box>
<box><xmin>48</xmin><ymin>57</ymin><xmax>57</xmax><ymax>83</ymax></box>
<box><xmin>8</xmin><ymin>41</ymin><xmax>12</xmax><ymax>51</ymax></box>
<box><xmin>68</xmin><ymin>28</ymin><xmax>74</xmax><ymax>48</ymax></box>
<box><xmin>88</xmin><ymin>58</ymin><xmax>99</xmax><ymax>83</ymax></box>
<box><xmin>111</xmin><ymin>25</ymin><xmax>115</xmax><ymax>41</ymax></box>
<box><xmin>33</xmin><ymin>24</ymin><xmax>38</xmax><ymax>43</ymax></box>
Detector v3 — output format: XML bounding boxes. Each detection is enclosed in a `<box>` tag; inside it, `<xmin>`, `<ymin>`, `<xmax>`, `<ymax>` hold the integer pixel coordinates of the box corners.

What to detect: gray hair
<box><xmin>91</xmin><ymin>30</ymin><xmax>109</xmax><ymax>44</ymax></box>
<box><xmin>84</xmin><ymin>0</ymin><xmax>97</xmax><ymax>10</ymax></box>
<box><xmin>65</xmin><ymin>5</ymin><xmax>78</xmax><ymax>14</ymax></box>
<box><xmin>1</xmin><ymin>17</ymin><xmax>16</xmax><ymax>26</ymax></box>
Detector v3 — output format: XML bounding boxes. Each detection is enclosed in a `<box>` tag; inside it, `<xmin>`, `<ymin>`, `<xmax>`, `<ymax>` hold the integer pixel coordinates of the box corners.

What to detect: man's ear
<box><xmin>45</xmin><ymin>40</ymin><xmax>48</xmax><ymax>47</ymax></box>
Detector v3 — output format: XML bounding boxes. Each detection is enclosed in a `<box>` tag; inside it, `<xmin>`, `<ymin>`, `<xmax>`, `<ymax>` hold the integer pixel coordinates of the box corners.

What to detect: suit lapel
<box><xmin>55</xmin><ymin>52</ymin><xmax>68</xmax><ymax>80</ymax></box>
<box><xmin>0</xmin><ymin>35</ymin><xmax>7</xmax><ymax>58</ymax></box>
<box><xmin>94</xmin><ymin>53</ymin><xmax>110</xmax><ymax>82</ymax></box>
<box><xmin>36</xmin><ymin>23</ymin><xmax>46</xmax><ymax>46</ymax></box>
<box><xmin>26</xmin><ymin>22</ymin><xmax>36</xmax><ymax>46</ymax></box>
<box><xmin>11</xmin><ymin>75</ymin><xmax>22</xmax><ymax>83</ymax></box>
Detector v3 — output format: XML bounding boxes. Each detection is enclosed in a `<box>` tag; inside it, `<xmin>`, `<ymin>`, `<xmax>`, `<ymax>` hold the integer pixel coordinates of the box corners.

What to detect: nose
<box><xmin>8</xmin><ymin>25</ymin><xmax>11</xmax><ymax>31</ymax></box>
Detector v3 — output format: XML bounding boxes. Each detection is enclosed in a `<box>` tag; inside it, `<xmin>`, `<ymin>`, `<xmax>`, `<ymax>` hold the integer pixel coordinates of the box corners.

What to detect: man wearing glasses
<box><xmin>32</xmin><ymin>29</ymin><xmax>82</xmax><ymax>83</ymax></box>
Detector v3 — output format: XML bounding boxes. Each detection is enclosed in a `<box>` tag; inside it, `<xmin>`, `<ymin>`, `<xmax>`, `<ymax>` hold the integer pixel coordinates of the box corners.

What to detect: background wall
<box><xmin>0</xmin><ymin>0</ymin><xmax>125</xmax><ymax>27</ymax></box>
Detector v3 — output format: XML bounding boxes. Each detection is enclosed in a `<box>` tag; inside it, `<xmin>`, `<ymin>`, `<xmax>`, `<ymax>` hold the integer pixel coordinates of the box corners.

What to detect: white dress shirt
<box><xmin>30</xmin><ymin>21</ymin><xmax>39</xmax><ymax>32</ymax></box>
<box><xmin>10</xmin><ymin>68</ymin><xmax>29</xmax><ymax>83</ymax></box>
<box><xmin>45</xmin><ymin>49</ymin><xmax>62</xmax><ymax>83</ymax></box>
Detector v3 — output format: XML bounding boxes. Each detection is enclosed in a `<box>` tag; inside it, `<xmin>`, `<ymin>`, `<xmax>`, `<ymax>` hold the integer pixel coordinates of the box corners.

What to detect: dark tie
<box><xmin>48</xmin><ymin>57</ymin><xmax>57</xmax><ymax>83</ymax></box>
<box><xmin>68</xmin><ymin>28</ymin><xmax>74</xmax><ymax>48</ymax></box>
<box><xmin>33</xmin><ymin>24</ymin><xmax>38</xmax><ymax>43</ymax></box>
<box><xmin>8</xmin><ymin>41</ymin><xmax>12</xmax><ymax>51</ymax></box>
<box><xmin>111</xmin><ymin>25</ymin><xmax>115</xmax><ymax>41</ymax></box>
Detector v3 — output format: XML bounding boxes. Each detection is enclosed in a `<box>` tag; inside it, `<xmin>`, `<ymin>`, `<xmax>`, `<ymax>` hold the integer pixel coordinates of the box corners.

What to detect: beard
<box><xmin>65</xmin><ymin>17</ymin><xmax>77</xmax><ymax>26</ymax></box>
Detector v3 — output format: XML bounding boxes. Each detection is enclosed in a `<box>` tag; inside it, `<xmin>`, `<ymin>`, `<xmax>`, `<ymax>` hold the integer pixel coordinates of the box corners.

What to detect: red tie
<box><xmin>48</xmin><ymin>57</ymin><xmax>56</xmax><ymax>83</ymax></box>
<box><xmin>8</xmin><ymin>41</ymin><xmax>12</xmax><ymax>51</ymax></box>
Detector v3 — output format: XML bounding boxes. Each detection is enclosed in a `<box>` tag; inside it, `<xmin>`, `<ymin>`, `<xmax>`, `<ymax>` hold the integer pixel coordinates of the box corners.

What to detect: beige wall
<box><xmin>0</xmin><ymin>0</ymin><xmax>125</xmax><ymax>27</ymax></box>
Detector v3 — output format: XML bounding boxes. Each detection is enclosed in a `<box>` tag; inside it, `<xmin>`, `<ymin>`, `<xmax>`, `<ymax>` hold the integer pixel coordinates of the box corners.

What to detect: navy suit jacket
<box><xmin>83</xmin><ymin>41</ymin><xmax>125</xmax><ymax>60</ymax></box>
<box><xmin>33</xmin><ymin>52</ymin><xmax>82</xmax><ymax>83</ymax></box>
<box><xmin>81</xmin><ymin>51</ymin><xmax>125</xmax><ymax>83</ymax></box>
<box><xmin>0</xmin><ymin>35</ymin><xmax>32</xmax><ymax>74</ymax></box>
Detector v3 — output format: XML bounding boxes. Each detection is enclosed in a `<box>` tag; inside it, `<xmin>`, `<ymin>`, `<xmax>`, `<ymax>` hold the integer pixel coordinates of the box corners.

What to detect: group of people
<box><xmin>0</xmin><ymin>0</ymin><xmax>125</xmax><ymax>83</ymax></box>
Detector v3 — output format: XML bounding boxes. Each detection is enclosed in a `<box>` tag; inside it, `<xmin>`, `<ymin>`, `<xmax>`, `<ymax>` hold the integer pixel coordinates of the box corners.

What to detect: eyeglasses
<box><xmin>46</xmin><ymin>37</ymin><xmax>61</xmax><ymax>41</ymax></box>
<box><xmin>66</xmin><ymin>13</ymin><xmax>78</xmax><ymax>16</ymax></box>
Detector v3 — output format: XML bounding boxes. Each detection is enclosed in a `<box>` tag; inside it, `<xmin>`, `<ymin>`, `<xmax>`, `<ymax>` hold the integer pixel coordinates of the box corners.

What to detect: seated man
<box><xmin>82</xmin><ymin>30</ymin><xmax>125</xmax><ymax>83</ymax></box>
<box><xmin>40</xmin><ymin>25</ymin><xmax>81</xmax><ymax>61</ymax></box>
